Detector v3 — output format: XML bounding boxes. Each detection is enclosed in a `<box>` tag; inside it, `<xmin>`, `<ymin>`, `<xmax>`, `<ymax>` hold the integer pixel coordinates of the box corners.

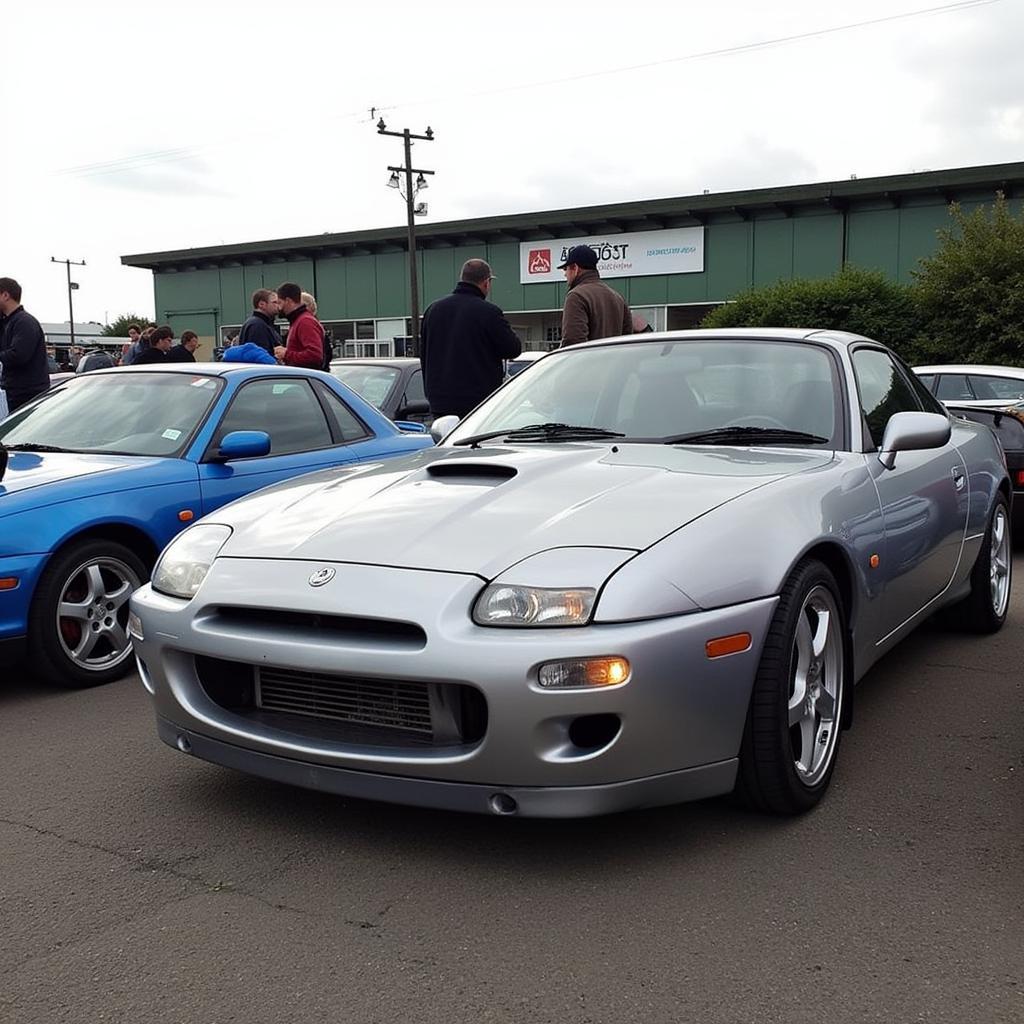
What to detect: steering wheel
<box><xmin>726</xmin><ymin>415</ymin><xmax>788</xmax><ymax>429</ymax></box>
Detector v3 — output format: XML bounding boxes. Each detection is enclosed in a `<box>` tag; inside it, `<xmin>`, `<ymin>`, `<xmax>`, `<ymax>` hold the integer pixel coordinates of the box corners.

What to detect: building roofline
<box><xmin>122</xmin><ymin>161</ymin><xmax>1024</xmax><ymax>270</ymax></box>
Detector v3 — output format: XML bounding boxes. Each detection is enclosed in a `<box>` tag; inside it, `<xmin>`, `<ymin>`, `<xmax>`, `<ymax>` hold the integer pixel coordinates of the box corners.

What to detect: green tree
<box><xmin>102</xmin><ymin>313</ymin><xmax>155</xmax><ymax>337</ymax></box>
<box><xmin>912</xmin><ymin>193</ymin><xmax>1024</xmax><ymax>365</ymax></box>
<box><xmin>700</xmin><ymin>266</ymin><xmax>926</xmax><ymax>359</ymax></box>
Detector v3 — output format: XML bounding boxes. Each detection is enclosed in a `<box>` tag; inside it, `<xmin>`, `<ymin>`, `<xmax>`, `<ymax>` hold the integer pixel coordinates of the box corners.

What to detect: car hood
<box><xmin>214</xmin><ymin>444</ymin><xmax>833</xmax><ymax>578</ymax></box>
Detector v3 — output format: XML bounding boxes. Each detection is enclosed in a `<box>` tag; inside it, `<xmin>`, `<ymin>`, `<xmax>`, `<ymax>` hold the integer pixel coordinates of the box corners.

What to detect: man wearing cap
<box><xmin>558</xmin><ymin>245</ymin><xmax>633</xmax><ymax>347</ymax></box>
<box><xmin>420</xmin><ymin>258</ymin><xmax>522</xmax><ymax>419</ymax></box>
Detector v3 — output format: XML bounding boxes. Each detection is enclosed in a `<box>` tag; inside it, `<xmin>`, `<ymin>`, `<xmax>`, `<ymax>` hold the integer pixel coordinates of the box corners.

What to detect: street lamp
<box><xmin>377</xmin><ymin>120</ymin><xmax>435</xmax><ymax>355</ymax></box>
<box><xmin>51</xmin><ymin>257</ymin><xmax>86</xmax><ymax>352</ymax></box>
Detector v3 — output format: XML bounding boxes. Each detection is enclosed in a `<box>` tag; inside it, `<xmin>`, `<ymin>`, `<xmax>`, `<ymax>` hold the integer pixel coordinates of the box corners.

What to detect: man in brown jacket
<box><xmin>558</xmin><ymin>245</ymin><xmax>633</xmax><ymax>347</ymax></box>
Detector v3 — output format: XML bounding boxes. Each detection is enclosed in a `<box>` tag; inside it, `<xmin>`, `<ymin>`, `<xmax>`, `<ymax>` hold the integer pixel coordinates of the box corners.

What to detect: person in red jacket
<box><xmin>273</xmin><ymin>282</ymin><xmax>324</xmax><ymax>368</ymax></box>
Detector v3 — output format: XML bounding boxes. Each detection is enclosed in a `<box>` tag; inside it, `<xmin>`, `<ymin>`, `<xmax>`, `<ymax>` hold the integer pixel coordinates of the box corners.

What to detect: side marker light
<box><xmin>705</xmin><ymin>633</ymin><xmax>752</xmax><ymax>659</ymax></box>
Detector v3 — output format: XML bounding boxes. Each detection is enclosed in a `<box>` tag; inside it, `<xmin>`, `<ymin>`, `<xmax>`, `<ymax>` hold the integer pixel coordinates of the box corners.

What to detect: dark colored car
<box><xmin>948</xmin><ymin>403</ymin><xmax>1024</xmax><ymax>527</ymax></box>
<box><xmin>329</xmin><ymin>358</ymin><xmax>431</xmax><ymax>427</ymax></box>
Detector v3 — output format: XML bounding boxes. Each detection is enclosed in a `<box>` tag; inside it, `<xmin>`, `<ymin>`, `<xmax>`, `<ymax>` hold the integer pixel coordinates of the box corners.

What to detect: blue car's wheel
<box><xmin>28</xmin><ymin>540</ymin><xmax>147</xmax><ymax>688</ymax></box>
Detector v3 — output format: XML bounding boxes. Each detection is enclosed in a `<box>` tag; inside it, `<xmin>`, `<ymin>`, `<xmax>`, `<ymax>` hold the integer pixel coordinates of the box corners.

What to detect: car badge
<box><xmin>308</xmin><ymin>567</ymin><xmax>336</xmax><ymax>587</ymax></box>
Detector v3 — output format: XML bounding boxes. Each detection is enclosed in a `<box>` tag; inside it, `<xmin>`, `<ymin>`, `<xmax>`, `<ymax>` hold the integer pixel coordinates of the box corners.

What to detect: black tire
<box><xmin>28</xmin><ymin>539</ymin><xmax>147</xmax><ymax>688</ymax></box>
<box><xmin>956</xmin><ymin>494</ymin><xmax>1011</xmax><ymax>634</ymax></box>
<box><xmin>734</xmin><ymin>559</ymin><xmax>847</xmax><ymax>815</ymax></box>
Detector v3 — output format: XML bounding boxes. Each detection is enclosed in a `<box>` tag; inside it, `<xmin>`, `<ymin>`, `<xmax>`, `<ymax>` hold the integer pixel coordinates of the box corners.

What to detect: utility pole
<box><xmin>51</xmin><ymin>257</ymin><xmax>86</xmax><ymax>351</ymax></box>
<box><xmin>377</xmin><ymin>119</ymin><xmax>434</xmax><ymax>355</ymax></box>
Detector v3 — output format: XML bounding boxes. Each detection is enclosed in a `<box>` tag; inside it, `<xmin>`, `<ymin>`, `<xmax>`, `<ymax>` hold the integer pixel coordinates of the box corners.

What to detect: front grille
<box><xmin>256</xmin><ymin>667</ymin><xmax>432</xmax><ymax>735</ymax></box>
<box><xmin>193</xmin><ymin>656</ymin><xmax>487</xmax><ymax>749</ymax></box>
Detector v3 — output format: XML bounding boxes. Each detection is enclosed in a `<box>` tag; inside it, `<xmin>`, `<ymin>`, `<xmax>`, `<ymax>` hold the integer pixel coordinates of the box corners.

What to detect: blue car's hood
<box><xmin>0</xmin><ymin>451</ymin><xmax>192</xmax><ymax>508</ymax></box>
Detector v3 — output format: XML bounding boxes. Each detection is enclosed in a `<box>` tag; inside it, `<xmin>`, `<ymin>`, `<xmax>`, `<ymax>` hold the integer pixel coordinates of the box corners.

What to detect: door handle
<box><xmin>952</xmin><ymin>466</ymin><xmax>966</xmax><ymax>491</ymax></box>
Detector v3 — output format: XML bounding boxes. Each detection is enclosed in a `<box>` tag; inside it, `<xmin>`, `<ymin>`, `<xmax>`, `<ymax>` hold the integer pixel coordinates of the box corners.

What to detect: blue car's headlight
<box><xmin>152</xmin><ymin>525</ymin><xmax>232</xmax><ymax>600</ymax></box>
<box><xmin>473</xmin><ymin>585</ymin><xmax>596</xmax><ymax>627</ymax></box>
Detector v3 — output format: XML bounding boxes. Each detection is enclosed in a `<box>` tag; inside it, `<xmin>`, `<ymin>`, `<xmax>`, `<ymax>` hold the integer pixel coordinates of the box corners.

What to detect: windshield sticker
<box><xmin>161</xmin><ymin>429</ymin><xmax>182</xmax><ymax>441</ymax></box>
<box><xmin>190</xmin><ymin>378</ymin><xmax>216</xmax><ymax>388</ymax></box>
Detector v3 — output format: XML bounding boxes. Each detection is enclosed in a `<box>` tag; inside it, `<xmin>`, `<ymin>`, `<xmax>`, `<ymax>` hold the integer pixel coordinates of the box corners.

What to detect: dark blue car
<box><xmin>0</xmin><ymin>363</ymin><xmax>433</xmax><ymax>688</ymax></box>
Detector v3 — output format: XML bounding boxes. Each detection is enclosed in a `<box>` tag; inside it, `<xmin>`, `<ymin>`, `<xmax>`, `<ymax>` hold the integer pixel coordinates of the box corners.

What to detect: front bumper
<box><xmin>131</xmin><ymin>558</ymin><xmax>778</xmax><ymax>816</ymax></box>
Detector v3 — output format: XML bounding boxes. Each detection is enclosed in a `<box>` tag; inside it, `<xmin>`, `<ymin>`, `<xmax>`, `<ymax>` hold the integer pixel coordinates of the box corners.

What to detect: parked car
<box><xmin>914</xmin><ymin>364</ymin><xmax>1024</xmax><ymax>408</ymax></box>
<box><xmin>131</xmin><ymin>329</ymin><xmax>1010</xmax><ymax>818</ymax></box>
<box><xmin>947</xmin><ymin>402</ymin><xmax>1024</xmax><ymax>527</ymax></box>
<box><xmin>329</xmin><ymin>358</ymin><xmax>431</xmax><ymax>427</ymax></box>
<box><xmin>505</xmin><ymin>350</ymin><xmax>549</xmax><ymax>378</ymax></box>
<box><xmin>0</xmin><ymin>363</ymin><xmax>433</xmax><ymax>687</ymax></box>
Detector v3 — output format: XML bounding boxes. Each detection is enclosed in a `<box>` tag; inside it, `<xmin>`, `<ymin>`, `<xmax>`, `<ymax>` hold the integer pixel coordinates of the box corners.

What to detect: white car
<box><xmin>914</xmin><ymin>364</ymin><xmax>1024</xmax><ymax>408</ymax></box>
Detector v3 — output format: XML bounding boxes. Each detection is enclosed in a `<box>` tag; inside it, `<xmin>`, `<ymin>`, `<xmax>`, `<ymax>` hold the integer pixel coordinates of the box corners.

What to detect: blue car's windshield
<box><xmin>0</xmin><ymin>372</ymin><xmax>223</xmax><ymax>456</ymax></box>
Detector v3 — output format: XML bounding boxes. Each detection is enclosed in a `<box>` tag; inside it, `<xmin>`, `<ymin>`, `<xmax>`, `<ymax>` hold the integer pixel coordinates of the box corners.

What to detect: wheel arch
<box><xmin>46</xmin><ymin>523</ymin><xmax>162</xmax><ymax>575</ymax></box>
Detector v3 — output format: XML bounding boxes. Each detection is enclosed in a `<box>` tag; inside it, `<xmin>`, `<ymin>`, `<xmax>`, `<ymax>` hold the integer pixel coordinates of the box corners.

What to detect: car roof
<box><xmin>76</xmin><ymin>363</ymin><xmax>331</xmax><ymax>379</ymax></box>
<box><xmin>912</xmin><ymin>364</ymin><xmax>1024</xmax><ymax>376</ymax></box>
<box><xmin>511</xmin><ymin>351</ymin><xmax>548</xmax><ymax>360</ymax></box>
<box><xmin>329</xmin><ymin>358</ymin><xmax>419</xmax><ymax>368</ymax></box>
<box><xmin>565</xmin><ymin>327</ymin><xmax>870</xmax><ymax>351</ymax></box>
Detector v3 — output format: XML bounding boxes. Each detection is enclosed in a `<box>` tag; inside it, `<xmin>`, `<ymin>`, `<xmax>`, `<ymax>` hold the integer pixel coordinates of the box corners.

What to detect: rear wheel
<box><xmin>957</xmin><ymin>495</ymin><xmax>1011</xmax><ymax>634</ymax></box>
<box><xmin>28</xmin><ymin>540</ymin><xmax>147</xmax><ymax>688</ymax></box>
<box><xmin>735</xmin><ymin>559</ymin><xmax>846</xmax><ymax>815</ymax></box>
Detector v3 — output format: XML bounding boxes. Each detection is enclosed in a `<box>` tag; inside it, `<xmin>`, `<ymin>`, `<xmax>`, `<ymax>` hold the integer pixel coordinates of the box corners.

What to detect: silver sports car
<box><xmin>129</xmin><ymin>330</ymin><xmax>1011</xmax><ymax>818</ymax></box>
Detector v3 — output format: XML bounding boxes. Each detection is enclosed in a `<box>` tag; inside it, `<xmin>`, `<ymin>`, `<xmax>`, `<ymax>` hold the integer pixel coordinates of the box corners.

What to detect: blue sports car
<box><xmin>0</xmin><ymin>363</ymin><xmax>433</xmax><ymax>687</ymax></box>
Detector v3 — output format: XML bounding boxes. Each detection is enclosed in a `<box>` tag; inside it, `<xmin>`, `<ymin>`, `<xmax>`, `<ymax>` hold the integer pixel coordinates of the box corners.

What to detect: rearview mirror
<box><xmin>878</xmin><ymin>412</ymin><xmax>951</xmax><ymax>470</ymax></box>
<box><xmin>430</xmin><ymin>414</ymin><xmax>460</xmax><ymax>443</ymax></box>
<box><xmin>216</xmin><ymin>430</ymin><xmax>272</xmax><ymax>461</ymax></box>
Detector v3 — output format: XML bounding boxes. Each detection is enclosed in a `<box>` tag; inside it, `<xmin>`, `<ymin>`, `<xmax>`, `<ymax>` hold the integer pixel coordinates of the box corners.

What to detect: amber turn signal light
<box><xmin>0</xmin><ymin>577</ymin><xmax>19</xmax><ymax>591</ymax></box>
<box><xmin>178</xmin><ymin>510</ymin><xmax>195</xmax><ymax>522</ymax></box>
<box><xmin>705</xmin><ymin>633</ymin><xmax>752</xmax><ymax>659</ymax></box>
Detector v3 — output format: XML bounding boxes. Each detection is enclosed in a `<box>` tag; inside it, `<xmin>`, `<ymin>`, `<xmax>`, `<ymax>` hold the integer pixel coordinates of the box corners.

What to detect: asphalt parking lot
<box><xmin>2</xmin><ymin>567</ymin><xmax>1021</xmax><ymax>1024</ymax></box>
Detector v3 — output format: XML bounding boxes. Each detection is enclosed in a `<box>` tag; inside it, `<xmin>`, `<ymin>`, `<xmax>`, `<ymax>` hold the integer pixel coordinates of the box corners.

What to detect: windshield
<box><xmin>0</xmin><ymin>372</ymin><xmax>223</xmax><ymax>456</ymax></box>
<box><xmin>447</xmin><ymin>339</ymin><xmax>841</xmax><ymax>447</ymax></box>
<box><xmin>331</xmin><ymin>364</ymin><xmax>400</xmax><ymax>409</ymax></box>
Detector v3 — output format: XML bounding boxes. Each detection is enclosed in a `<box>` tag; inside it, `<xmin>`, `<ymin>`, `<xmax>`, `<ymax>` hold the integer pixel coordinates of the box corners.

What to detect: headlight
<box><xmin>473</xmin><ymin>584</ymin><xmax>596</xmax><ymax>627</ymax></box>
<box><xmin>152</xmin><ymin>524</ymin><xmax>232</xmax><ymax>600</ymax></box>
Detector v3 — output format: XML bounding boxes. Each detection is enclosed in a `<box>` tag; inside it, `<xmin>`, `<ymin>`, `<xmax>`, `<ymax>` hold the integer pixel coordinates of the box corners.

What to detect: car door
<box><xmin>853</xmin><ymin>348</ymin><xmax>968</xmax><ymax>636</ymax></box>
<box><xmin>395</xmin><ymin>368</ymin><xmax>431</xmax><ymax>425</ymax></box>
<box><xmin>197</xmin><ymin>377</ymin><xmax>366</xmax><ymax>514</ymax></box>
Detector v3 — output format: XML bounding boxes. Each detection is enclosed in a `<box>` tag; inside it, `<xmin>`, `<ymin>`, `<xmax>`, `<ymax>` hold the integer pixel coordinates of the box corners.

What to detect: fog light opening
<box><xmin>489</xmin><ymin>792</ymin><xmax>518</xmax><ymax>816</ymax></box>
<box><xmin>567</xmin><ymin>713</ymin><xmax>621</xmax><ymax>752</ymax></box>
<box><xmin>176</xmin><ymin>734</ymin><xmax>192</xmax><ymax>754</ymax></box>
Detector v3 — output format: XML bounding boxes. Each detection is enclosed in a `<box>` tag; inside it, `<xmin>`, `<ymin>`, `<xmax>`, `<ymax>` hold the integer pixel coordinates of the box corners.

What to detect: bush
<box><xmin>700</xmin><ymin>267</ymin><xmax>926</xmax><ymax>360</ymax></box>
<box><xmin>102</xmin><ymin>313</ymin><xmax>155</xmax><ymax>338</ymax></box>
<box><xmin>912</xmin><ymin>194</ymin><xmax>1024</xmax><ymax>365</ymax></box>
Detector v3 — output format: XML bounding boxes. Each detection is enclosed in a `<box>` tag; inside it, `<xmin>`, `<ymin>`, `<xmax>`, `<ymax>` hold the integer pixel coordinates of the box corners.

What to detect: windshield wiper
<box><xmin>662</xmin><ymin>427</ymin><xmax>829</xmax><ymax>446</ymax></box>
<box><xmin>3</xmin><ymin>442</ymin><xmax>74</xmax><ymax>453</ymax></box>
<box><xmin>453</xmin><ymin>423</ymin><xmax>625</xmax><ymax>448</ymax></box>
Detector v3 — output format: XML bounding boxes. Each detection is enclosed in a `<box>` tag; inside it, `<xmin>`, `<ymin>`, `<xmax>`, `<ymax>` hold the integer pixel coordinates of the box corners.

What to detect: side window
<box><xmin>313</xmin><ymin>382</ymin><xmax>371</xmax><ymax>443</ymax></box>
<box><xmin>215</xmin><ymin>380</ymin><xmax>332</xmax><ymax>455</ymax></box>
<box><xmin>405</xmin><ymin>370</ymin><xmax>425</xmax><ymax>405</ymax></box>
<box><xmin>969</xmin><ymin>374</ymin><xmax>1024</xmax><ymax>402</ymax></box>
<box><xmin>852</xmin><ymin>349</ymin><xmax>921</xmax><ymax>449</ymax></box>
<box><xmin>935</xmin><ymin>374</ymin><xmax>973</xmax><ymax>402</ymax></box>
<box><xmin>900</xmin><ymin>361</ymin><xmax>948</xmax><ymax>415</ymax></box>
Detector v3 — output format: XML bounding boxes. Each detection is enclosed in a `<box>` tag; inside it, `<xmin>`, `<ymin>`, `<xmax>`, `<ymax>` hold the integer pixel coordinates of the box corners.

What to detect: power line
<box><xmin>54</xmin><ymin>0</ymin><xmax>999</xmax><ymax>181</ymax></box>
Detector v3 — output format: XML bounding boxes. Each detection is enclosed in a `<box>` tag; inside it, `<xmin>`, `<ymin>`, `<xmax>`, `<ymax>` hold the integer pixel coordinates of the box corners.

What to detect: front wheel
<box><xmin>735</xmin><ymin>559</ymin><xmax>846</xmax><ymax>815</ymax></box>
<box><xmin>28</xmin><ymin>540</ymin><xmax>147</xmax><ymax>688</ymax></box>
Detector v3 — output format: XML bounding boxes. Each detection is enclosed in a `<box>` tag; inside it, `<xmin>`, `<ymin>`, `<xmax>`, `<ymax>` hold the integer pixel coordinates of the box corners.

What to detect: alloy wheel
<box><xmin>990</xmin><ymin>506</ymin><xmax>1011</xmax><ymax>619</ymax></box>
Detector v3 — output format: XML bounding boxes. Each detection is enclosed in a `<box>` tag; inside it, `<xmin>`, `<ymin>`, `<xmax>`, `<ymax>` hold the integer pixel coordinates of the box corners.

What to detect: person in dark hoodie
<box><xmin>0</xmin><ymin>277</ymin><xmax>50</xmax><ymax>411</ymax></box>
<box><xmin>133</xmin><ymin>325</ymin><xmax>174</xmax><ymax>364</ymax></box>
<box><xmin>237</xmin><ymin>289</ymin><xmax>281</xmax><ymax>356</ymax></box>
<box><xmin>419</xmin><ymin>259</ymin><xmax>522</xmax><ymax>418</ymax></box>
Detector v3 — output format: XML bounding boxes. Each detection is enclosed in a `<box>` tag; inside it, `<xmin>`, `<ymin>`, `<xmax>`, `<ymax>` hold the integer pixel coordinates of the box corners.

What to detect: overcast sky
<box><xmin>1</xmin><ymin>0</ymin><xmax>1019</xmax><ymax>325</ymax></box>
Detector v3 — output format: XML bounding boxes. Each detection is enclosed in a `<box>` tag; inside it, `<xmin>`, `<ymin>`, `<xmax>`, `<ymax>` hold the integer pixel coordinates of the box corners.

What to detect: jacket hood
<box><xmin>214</xmin><ymin>443</ymin><xmax>834</xmax><ymax>578</ymax></box>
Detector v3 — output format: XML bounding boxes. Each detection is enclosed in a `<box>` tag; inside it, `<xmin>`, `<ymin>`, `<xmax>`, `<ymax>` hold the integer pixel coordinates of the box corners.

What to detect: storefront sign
<box><xmin>519</xmin><ymin>227</ymin><xmax>704</xmax><ymax>284</ymax></box>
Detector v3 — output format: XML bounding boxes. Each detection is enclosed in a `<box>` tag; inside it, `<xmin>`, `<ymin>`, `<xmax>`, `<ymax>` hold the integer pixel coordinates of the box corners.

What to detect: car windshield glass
<box><xmin>330</xmin><ymin>364</ymin><xmax>400</xmax><ymax>409</ymax></box>
<box><xmin>0</xmin><ymin>372</ymin><xmax>222</xmax><ymax>456</ymax></box>
<box><xmin>446</xmin><ymin>339</ymin><xmax>840</xmax><ymax>447</ymax></box>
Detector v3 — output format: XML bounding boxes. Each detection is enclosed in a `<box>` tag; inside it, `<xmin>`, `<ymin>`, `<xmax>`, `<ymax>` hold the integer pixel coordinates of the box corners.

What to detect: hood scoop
<box><xmin>425</xmin><ymin>462</ymin><xmax>517</xmax><ymax>482</ymax></box>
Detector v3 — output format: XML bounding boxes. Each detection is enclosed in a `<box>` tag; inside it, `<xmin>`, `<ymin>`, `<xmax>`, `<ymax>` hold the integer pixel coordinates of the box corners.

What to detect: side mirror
<box><xmin>878</xmin><ymin>412</ymin><xmax>951</xmax><ymax>470</ymax></box>
<box><xmin>430</xmin><ymin>414</ymin><xmax>460</xmax><ymax>443</ymax></box>
<box><xmin>397</xmin><ymin>398</ymin><xmax>430</xmax><ymax>418</ymax></box>
<box><xmin>216</xmin><ymin>429</ymin><xmax>272</xmax><ymax>461</ymax></box>
<box><xmin>394</xmin><ymin>420</ymin><xmax>427</xmax><ymax>433</ymax></box>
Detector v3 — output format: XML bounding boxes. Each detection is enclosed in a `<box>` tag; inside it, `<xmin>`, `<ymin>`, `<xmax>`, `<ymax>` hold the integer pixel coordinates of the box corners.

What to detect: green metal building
<box><xmin>122</xmin><ymin>161</ymin><xmax>1024</xmax><ymax>361</ymax></box>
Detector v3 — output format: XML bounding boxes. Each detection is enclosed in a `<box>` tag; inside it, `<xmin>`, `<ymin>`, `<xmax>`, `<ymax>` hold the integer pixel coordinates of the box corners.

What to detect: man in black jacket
<box><xmin>237</xmin><ymin>289</ymin><xmax>282</xmax><ymax>357</ymax></box>
<box><xmin>420</xmin><ymin>259</ymin><xmax>522</xmax><ymax>418</ymax></box>
<box><xmin>0</xmin><ymin>277</ymin><xmax>49</xmax><ymax>411</ymax></box>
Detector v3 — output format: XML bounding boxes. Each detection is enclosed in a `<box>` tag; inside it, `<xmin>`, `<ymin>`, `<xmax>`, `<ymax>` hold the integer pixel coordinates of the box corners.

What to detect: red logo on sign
<box><xmin>528</xmin><ymin>249</ymin><xmax>551</xmax><ymax>275</ymax></box>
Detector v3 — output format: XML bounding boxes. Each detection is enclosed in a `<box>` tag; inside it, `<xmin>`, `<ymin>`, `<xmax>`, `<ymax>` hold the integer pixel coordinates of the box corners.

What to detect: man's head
<box><xmin>180</xmin><ymin>330</ymin><xmax>199</xmax><ymax>353</ymax></box>
<box><xmin>141</xmin><ymin>326</ymin><xmax>155</xmax><ymax>341</ymax></box>
<box><xmin>128</xmin><ymin>323</ymin><xmax>141</xmax><ymax>342</ymax></box>
<box><xmin>150</xmin><ymin>325</ymin><xmax>174</xmax><ymax>352</ymax></box>
<box><xmin>276</xmin><ymin>282</ymin><xmax>303</xmax><ymax>315</ymax></box>
<box><xmin>252</xmin><ymin>288</ymin><xmax>279</xmax><ymax>317</ymax></box>
<box><xmin>460</xmin><ymin>259</ymin><xmax>495</xmax><ymax>296</ymax></box>
<box><xmin>0</xmin><ymin>276</ymin><xmax>23</xmax><ymax>316</ymax></box>
<box><xmin>301</xmin><ymin>291</ymin><xmax>318</xmax><ymax>316</ymax></box>
<box><xmin>557</xmin><ymin>245</ymin><xmax>598</xmax><ymax>286</ymax></box>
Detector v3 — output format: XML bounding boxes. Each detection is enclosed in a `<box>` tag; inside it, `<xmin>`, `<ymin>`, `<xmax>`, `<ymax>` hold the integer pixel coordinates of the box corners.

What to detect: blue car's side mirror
<box><xmin>216</xmin><ymin>430</ymin><xmax>271</xmax><ymax>461</ymax></box>
<box><xmin>394</xmin><ymin>420</ymin><xmax>427</xmax><ymax>433</ymax></box>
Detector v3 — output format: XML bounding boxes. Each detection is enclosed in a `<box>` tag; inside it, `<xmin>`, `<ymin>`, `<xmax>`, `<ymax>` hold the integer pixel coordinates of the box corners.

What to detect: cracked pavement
<box><xmin>1</xmin><ymin>561</ymin><xmax>1021</xmax><ymax>1024</ymax></box>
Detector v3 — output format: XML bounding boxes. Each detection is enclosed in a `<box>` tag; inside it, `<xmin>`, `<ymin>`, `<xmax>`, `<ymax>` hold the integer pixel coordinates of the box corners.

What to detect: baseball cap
<box><xmin>556</xmin><ymin>244</ymin><xmax>599</xmax><ymax>270</ymax></box>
